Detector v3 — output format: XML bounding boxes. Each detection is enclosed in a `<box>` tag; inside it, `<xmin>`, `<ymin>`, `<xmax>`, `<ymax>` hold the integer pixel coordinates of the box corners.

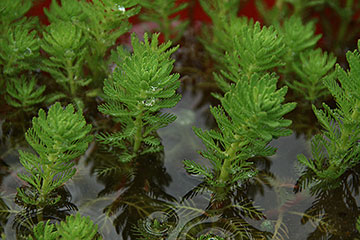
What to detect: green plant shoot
<box><xmin>44</xmin><ymin>0</ymin><xmax>140</xmax><ymax>84</ymax></box>
<box><xmin>97</xmin><ymin>33</ymin><xmax>181</xmax><ymax>161</ymax></box>
<box><xmin>0</xmin><ymin>20</ymin><xmax>40</xmax><ymax>77</ymax></box>
<box><xmin>297</xmin><ymin>41</ymin><xmax>360</xmax><ymax>188</ymax></box>
<box><xmin>0</xmin><ymin>0</ymin><xmax>33</xmax><ymax>35</ymax></box>
<box><xmin>214</xmin><ymin>21</ymin><xmax>285</xmax><ymax>92</ymax></box>
<box><xmin>27</xmin><ymin>213</ymin><xmax>102</xmax><ymax>240</ymax></box>
<box><xmin>289</xmin><ymin>48</ymin><xmax>336</xmax><ymax>102</ymax></box>
<box><xmin>184</xmin><ymin>73</ymin><xmax>296</xmax><ymax>187</ymax></box>
<box><xmin>5</xmin><ymin>75</ymin><xmax>45</xmax><ymax>112</ymax></box>
<box><xmin>17</xmin><ymin>102</ymin><xmax>93</xmax><ymax>207</ymax></box>
<box><xmin>41</xmin><ymin>21</ymin><xmax>89</xmax><ymax>99</ymax></box>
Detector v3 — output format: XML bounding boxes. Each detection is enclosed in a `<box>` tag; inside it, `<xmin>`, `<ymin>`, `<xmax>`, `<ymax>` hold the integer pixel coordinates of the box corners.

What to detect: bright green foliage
<box><xmin>5</xmin><ymin>75</ymin><xmax>45</xmax><ymax>111</ymax></box>
<box><xmin>44</xmin><ymin>0</ymin><xmax>140</xmax><ymax>83</ymax></box>
<box><xmin>200</xmin><ymin>15</ymin><xmax>253</xmax><ymax>69</ymax></box>
<box><xmin>79</xmin><ymin>0</ymin><xmax>140</xmax><ymax>82</ymax></box>
<box><xmin>27</xmin><ymin>214</ymin><xmax>102</xmax><ymax>240</ymax></box>
<box><xmin>0</xmin><ymin>0</ymin><xmax>32</xmax><ymax>34</ymax></box>
<box><xmin>289</xmin><ymin>48</ymin><xmax>336</xmax><ymax>102</ymax></box>
<box><xmin>80</xmin><ymin>0</ymin><xmax>139</xmax><ymax>60</ymax></box>
<box><xmin>0</xmin><ymin>20</ymin><xmax>40</xmax><ymax>76</ymax></box>
<box><xmin>56</xmin><ymin>213</ymin><xmax>102</xmax><ymax>240</ymax></box>
<box><xmin>41</xmin><ymin>21</ymin><xmax>89</xmax><ymax>97</ymax></box>
<box><xmin>215</xmin><ymin>22</ymin><xmax>285</xmax><ymax>91</ymax></box>
<box><xmin>139</xmin><ymin>0</ymin><xmax>189</xmax><ymax>42</ymax></box>
<box><xmin>27</xmin><ymin>220</ymin><xmax>57</xmax><ymax>240</ymax></box>
<box><xmin>297</xmin><ymin>42</ymin><xmax>360</xmax><ymax>187</ymax></box>
<box><xmin>97</xmin><ymin>33</ymin><xmax>181</xmax><ymax>161</ymax></box>
<box><xmin>278</xmin><ymin>16</ymin><xmax>321</xmax><ymax>57</ymax></box>
<box><xmin>199</xmin><ymin>0</ymin><xmax>249</xmax><ymax>68</ymax></box>
<box><xmin>184</xmin><ymin>73</ymin><xmax>296</xmax><ymax>186</ymax></box>
<box><xmin>226</xmin><ymin>22</ymin><xmax>285</xmax><ymax>76</ymax></box>
<box><xmin>17</xmin><ymin>102</ymin><xmax>93</xmax><ymax>207</ymax></box>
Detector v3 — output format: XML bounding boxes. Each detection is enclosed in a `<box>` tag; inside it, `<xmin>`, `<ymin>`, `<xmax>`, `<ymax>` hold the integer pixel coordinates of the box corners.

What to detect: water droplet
<box><xmin>136</xmin><ymin>210</ymin><xmax>179</xmax><ymax>238</ymax></box>
<box><xmin>142</xmin><ymin>98</ymin><xmax>156</xmax><ymax>107</ymax></box>
<box><xmin>64</xmin><ymin>49</ymin><xmax>75</xmax><ymax>59</ymax></box>
<box><xmin>24</xmin><ymin>47</ymin><xmax>32</xmax><ymax>56</ymax></box>
<box><xmin>114</xmin><ymin>4</ymin><xmax>125</xmax><ymax>12</ymax></box>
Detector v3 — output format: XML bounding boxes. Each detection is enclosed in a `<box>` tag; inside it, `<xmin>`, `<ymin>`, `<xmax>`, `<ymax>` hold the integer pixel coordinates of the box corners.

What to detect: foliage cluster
<box><xmin>1</xmin><ymin>0</ymin><xmax>360</xmax><ymax>239</ymax></box>
<box><xmin>1</xmin><ymin>0</ymin><xmax>139</xmax><ymax>111</ymax></box>
<box><xmin>297</xmin><ymin>42</ymin><xmax>360</xmax><ymax>190</ymax></box>
<box><xmin>184</xmin><ymin>73</ymin><xmax>295</xmax><ymax>187</ymax></box>
<box><xmin>27</xmin><ymin>213</ymin><xmax>101</xmax><ymax>240</ymax></box>
<box><xmin>17</xmin><ymin>102</ymin><xmax>92</xmax><ymax>208</ymax></box>
<box><xmin>97</xmin><ymin>33</ymin><xmax>181</xmax><ymax>161</ymax></box>
<box><xmin>201</xmin><ymin>3</ymin><xmax>336</xmax><ymax>102</ymax></box>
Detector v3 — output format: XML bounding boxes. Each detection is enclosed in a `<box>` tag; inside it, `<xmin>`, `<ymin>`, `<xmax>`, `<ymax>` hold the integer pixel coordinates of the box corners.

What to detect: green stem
<box><xmin>66</xmin><ymin>59</ymin><xmax>76</xmax><ymax>97</ymax></box>
<box><xmin>133</xmin><ymin>112</ymin><xmax>144</xmax><ymax>153</ymax></box>
<box><xmin>38</xmin><ymin>153</ymin><xmax>58</xmax><ymax>206</ymax></box>
<box><xmin>218</xmin><ymin>140</ymin><xmax>247</xmax><ymax>183</ymax></box>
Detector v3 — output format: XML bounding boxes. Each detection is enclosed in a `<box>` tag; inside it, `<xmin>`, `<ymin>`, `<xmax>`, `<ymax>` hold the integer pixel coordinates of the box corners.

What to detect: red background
<box><xmin>26</xmin><ymin>0</ymin><xmax>276</xmax><ymax>25</ymax></box>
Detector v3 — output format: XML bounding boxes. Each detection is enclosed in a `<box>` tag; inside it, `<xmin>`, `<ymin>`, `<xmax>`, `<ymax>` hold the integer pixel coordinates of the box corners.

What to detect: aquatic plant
<box><xmin>27</xmin><ymin>220</ymin><xmax>57</xmax><ymax>240</ymax></box>
<box><xmin>201</xmin><ymin>12</ymin><xmax>334</xmax><ymax>104</ymax></box>
<box><xmin>2</xmin><ymin>0</ymin><xmax>360</xmax><ymax>239</ymax></box>
<box><xmin>5</xmin><ymin>75</ymin><xmax>45</xmax><ymax>112</ymax></box>
<box><xmin>287</xmin><ymin>48</ymin><xmax>336</xmax><ymax>102</ymax></box>
<box><xmin>27</xmin><ymin>213</ymin><xmax>102</xmax><ymax>240</ymax></box>
<box><xmin>97</xmin><ymin>33</ymin><xmax>181</xmax><ymax>161</ymax></box>
<box><xmin>0</xmin><ymin>0</ymin><xmax>32</xmax><ymax>28</ymax></box>
<box><xmin>0</xmin><ymin>0</ymin><xmax>38</xmax><ymax>94</ymax></box>
<box><xmin>199</xmin><ymin>0</ymin><xmax>244</xmax><ymax>60</ymax></box>
<box><xmin>16</xmin><ymin>102</ymin><xmax>93</xmax><ymax>208</ymax></box>
<box><xmin>214</xmin><ymin>21</ymin><xmax>285</xmax><ymax>92</ymax></box>
<box><xmin>41</xmin><ymin>21</ymin><xmax>88</xmax><ymax>100</ymax></box>
<box><xmin>297</xmin><ymin>41</ymin><xmax>360</xmax><ymax>190</ymax></box>
<box><xmin>44</xmin><ymin>0</ymin><xmax>140</xmax><ymax>84</ymax></box>
<box><xmin>0</xmin><ymin>18</ymin><xmax>40</xmax><ymax>94</ymax></box>
<box><xmin>184</xmin><ymin>73</ymin><xmax>296</xmax><ymax>187</ymax></box>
